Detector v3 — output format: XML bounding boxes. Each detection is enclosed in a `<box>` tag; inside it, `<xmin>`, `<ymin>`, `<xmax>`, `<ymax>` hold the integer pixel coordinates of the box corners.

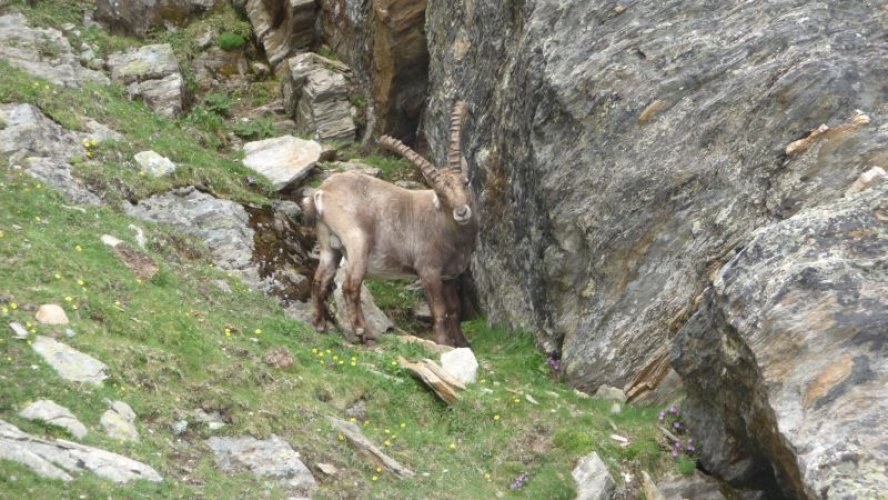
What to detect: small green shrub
<box><xmin>232</xmin><ymin>117</ymin><xmax>275</xmax><ymax>141</ymax></box>
<box><xmin>217</xmin><ymin>32</ymin><xmax>246</xmax><ymax>51</ymax></box>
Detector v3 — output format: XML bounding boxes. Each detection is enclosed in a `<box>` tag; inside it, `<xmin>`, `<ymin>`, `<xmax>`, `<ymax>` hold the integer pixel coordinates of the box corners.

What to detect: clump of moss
<box><xmin>217</xmin><ymin>32</ymin><xmax>246</xmax><ymax>51</ymax></box>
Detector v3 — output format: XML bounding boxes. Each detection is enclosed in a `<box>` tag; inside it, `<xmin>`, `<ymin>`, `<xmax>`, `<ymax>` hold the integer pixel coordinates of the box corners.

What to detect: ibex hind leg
<box><xmin>311</xmin><ymin>226</ymin><xmax>342</xmax><ymax>333</ymax></box>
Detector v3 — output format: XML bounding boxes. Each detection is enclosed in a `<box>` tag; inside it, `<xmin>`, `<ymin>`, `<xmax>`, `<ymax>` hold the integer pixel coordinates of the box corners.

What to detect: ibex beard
<box><xmin>303</xmin><ymin>101</ymin><xmax>477</xmax><ymax>347</ymax></box>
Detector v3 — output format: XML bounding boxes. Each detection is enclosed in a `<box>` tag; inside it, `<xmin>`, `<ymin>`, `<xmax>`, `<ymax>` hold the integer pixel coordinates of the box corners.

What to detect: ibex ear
<box><xmin>432</xmin><ymin>192</ymin><xmax>442</xmax><ymax>210</ymax></box>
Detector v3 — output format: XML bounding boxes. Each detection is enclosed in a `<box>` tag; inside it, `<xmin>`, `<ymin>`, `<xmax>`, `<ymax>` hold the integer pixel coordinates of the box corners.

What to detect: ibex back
<box><xmin>303</xmin><ymin>101</ymin><xmax>477</xmax><ymax>346</ymax></box>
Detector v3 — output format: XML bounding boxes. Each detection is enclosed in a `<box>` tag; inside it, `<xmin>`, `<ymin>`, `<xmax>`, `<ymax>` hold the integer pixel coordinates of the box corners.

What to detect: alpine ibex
<box><xmin>303</xmin><ymin>101</ymin><xmax>476</xmax><ymax>346</ymax></box>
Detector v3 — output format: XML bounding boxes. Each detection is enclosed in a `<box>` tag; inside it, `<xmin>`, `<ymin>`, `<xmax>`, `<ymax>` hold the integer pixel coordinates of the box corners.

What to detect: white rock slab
<box><xmin>101</xmin><ymin>401</ymin><xmax>139</xmax><ymax>442</ymax></box>
<box><xmin>572</xmin><ymin>451</ymin><xmax>615</xmax><ymax>500</ymax></box>
<box><xmin>440</xmin><ymin>348</ymin><xmax>479</xmax><ymax>385</ymax></box>
<box><xmin>594</xmin><ymin>385</ymin><xmax>627</xmax><ymax>403</ymax></box>
<box><xmin>19</xmin><ymin>400</ymin><xmax>87</xmax><ymax>439</ymax></box>
<box><xmin>242</xmin><ymin>135</ymin><xmax>321</xmax><ymax>191</ymax></box>
<box><xmin>9</xmin><ymin>322</ymin><xmax>29</xmax><ymax>340</ymax></box>
<box><xmin>31</xmin><ymin>336</ymin><xmax>109</xmax><ymax>385</ymax></box>
<box><xmin>35</xmin><ymin>304</ymin><xmax>69</xmax><ymax>325</ymax></box>
<box><xmin>134</xmin><ymin>150</ymin><xmax>176</xmax><ymax>177</ymax></box>
<box><xmin>0</xmin><ymin>419</ymin><xmax>161</xmax><ymax>483</ymax></box>
<box><xmin>206</xmin><ymin>434</ymin><xmax>316</xmax><ymax>491</ymax></box>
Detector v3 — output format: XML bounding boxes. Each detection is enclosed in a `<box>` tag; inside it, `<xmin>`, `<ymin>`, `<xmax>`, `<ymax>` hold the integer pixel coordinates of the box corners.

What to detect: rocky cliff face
<box><xmin>423</xmin><ymin>1</ymin><xmax>886</xmax><ymax>495</ymax></box>
<box><xmin>424</xmin><ymin>0</ymin><xmax>886</xmax><ymax>389</ymax></box>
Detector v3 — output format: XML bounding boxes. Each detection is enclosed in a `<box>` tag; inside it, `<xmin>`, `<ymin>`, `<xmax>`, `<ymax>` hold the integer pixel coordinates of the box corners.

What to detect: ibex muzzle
<box><xmin>303</xmin><ymin>101</ymin><xmax>477</xmax><ymax>346</ymax></box>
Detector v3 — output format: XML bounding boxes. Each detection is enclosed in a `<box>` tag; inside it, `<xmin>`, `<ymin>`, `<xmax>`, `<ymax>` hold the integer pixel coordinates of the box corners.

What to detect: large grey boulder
<box><xmin>673</xmin><ymin>183</ymin><xmax>888</xmax><ymax>498</ymax></box>
<box><xmin>0</xmin><ymin>13</ymin><xmax>108</xmax><ymax>88</ymax></box>
<box><xmin>241</xmin><ymin>135</ymin><xmax>322</xmax><ymax>190</ymax></box>
<box><xmin>246</xmin><ymin>0</ymin><xmax>317</xmax><ymax>72</ymax></box>
<box><xmin>19</xmin><ymin>400</ymin><xmax>88</xmax><ymax>439</ymax></box>
<box><xmin>423</xmin><ymin>0</ymin><xmax>887</xmax><ymax>397</ymax></box>
<box><xmin>94</xmin><ymin>0</ymin><xmax>220</xmax><ymax>38</ymax></box>
<box><xmin>0</xmin><ymin>419</ymin><xmax>161</xmax><ymax>483</ymax></box>
<box><xmin>206</xmin><ymin>435</ymin><xmax>316</xmax><ymax>493</ymax></box>
<box><xmin>31</xmin><ymin>336</ymin><xmax>109</xmax><ymax>385</ymax></box>
<box><xmin>107</xmin><ymin>44</ymin><xmax>185</xmax><ymax>117</ymax></box>
<box><xmin>282</xmin><ymin>53</ymin><xmax>356</xmax><ymax>141</ymax></box>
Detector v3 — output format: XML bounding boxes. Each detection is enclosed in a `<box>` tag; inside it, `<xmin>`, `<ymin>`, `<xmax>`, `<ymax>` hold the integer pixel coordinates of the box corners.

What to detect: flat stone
<box><xmin>0</xmin><ymin>419</ymin><xmax>161</xmax><ymax>482</ymax></box>
<box><xmin>101</xmin><ymin>400</ymin><xmax>139</xmax><ymax>442</ymax></box>
<box><xmin>19</xmin><ymin>400</ymin><xmax>87</xmax><ymax>439</ymax></box>
<box><xmin>35</xmin><ymin>304</ymin><xmax>69</xmax><ymax>325</ymax></box>
<box><xmin>316</xmin><ymin>462</ymin><xmax>338</xmax><ymax>476</ymax></box>
<box><xmin>172</xmin><ymin>420</ymin><xmax>188</xmax><ymax>435</ymax></box>
<box><xmin>242</xmin><ymin>135</ymin><xmax>322</xmax><ymax>191</ymax></box>
<box><xmin>101</xmin><ymin>234</ymin><xmax>124</xmax><ymax>247</ymax></box>
<box><xmin>134</xmin><ymin>150</ymin><xmax>176</xmax><ymax>177</ymax></box>
<box><xmin>206</xmin><ymin>435</ymin><xmax>316</xmax><ymax>492</ymax></box>
<box><xmin>31</xmin><ymin>336</ymin><xmax>109</xmax><ymax>385</ymax></box>
<box><xmin>572</xmin><ymin>451</ymin><xmax>615</xmax><ymax>500</ymax></box>
<box><xmin>9</xmin><ymin>322</ymin><xmax>28</xmax><ymax>340</ymax></box>
<box><xmin>0</xmin><ymin>14</ymin><xmax>109</xmax><ymax>88</ymax></box>
<box><xmin>440</xmin><ymin>348</ymin><xmax>479</xmax><ymax>385</ymax></box>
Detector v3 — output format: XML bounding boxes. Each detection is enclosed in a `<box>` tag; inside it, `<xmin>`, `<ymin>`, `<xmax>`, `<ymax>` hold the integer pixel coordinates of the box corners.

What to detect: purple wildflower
<box><xmin>673</xmin><ymin>441</ymin><xmax>681</xmax><ymax>449</ymax></box>
<box><xmin>669</xmin><ymin>406</ymin><xmax>679</xmax><ymax>415</ymax></box>
<box><xmin>687</xmin><ymin>444</ymin><xmax>696</xmax><ymax>452</ymax></box>
<box><xmin>246</xmin><ymin>176</ymin><xmax>256</xmax><ymax>185</ymax></box>
<box><xmin>658</xmin><ymin>411</ymin><xmax>665</xmax><ymax>421</ymax></box>
<box><xmin>509</xmin><ymin>472</ymin><xmax>529</xmax><ymax>490</ymax></box>
<box><xmin>674</xmin><ymin>421</ymin><xmax>681</xmax><ymax>429</ymax></box>
<box><xmin>671</xmin><ymin>450</ymin><xmax>679</xmax><ymax>458</ymax></box>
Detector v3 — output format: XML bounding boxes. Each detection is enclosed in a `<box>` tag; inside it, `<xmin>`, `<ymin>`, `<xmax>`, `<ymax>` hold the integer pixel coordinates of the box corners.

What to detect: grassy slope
<box><xmin>0</xmin><ymin>1</ymin><xmax>681</xmax><ymax>497</ymax></box>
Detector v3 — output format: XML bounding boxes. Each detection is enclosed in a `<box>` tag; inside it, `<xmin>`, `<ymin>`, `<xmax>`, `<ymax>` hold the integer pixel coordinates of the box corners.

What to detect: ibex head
<box><xmin>379</xmin><ymin>101</ymin><xmax>474</xmax><ymax>225</ymax></box>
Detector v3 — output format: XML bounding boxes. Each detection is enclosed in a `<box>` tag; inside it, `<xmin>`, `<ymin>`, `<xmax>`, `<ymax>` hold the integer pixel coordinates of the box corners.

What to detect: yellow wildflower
<box><xmin>75</xmin><ymin>245</ymin><xmax>82</xmax><ymax>252</ymax></box>
<box><xmin>493</xmin><ymin>414</ymin><xmax>500</xmax><ymax>421</ymax></box>
<box><xmin>254</xmin><ymin>328</ymin><xmax>262</xmax><ymax>335</ymax></box>
<box><xmin>77</xmin><ymin>279</ymin><xmax>84</xmax><ymax>286</ymax></box>
<box><xmin>399</xmin><ymin>422</ymin><xmax>406</xmax><ymax>428</ymax></box>
<box><xmin>10</xmin><ymin>303</ymin><xmax>17</xmax><ymax>310</ymax></box>
<box><xmin>384</xmin><ymin>440</ymin><xmax>391</xmax><ymax>447</ymax></box>
<box><xmin>64</xmin><ymin>296</ymin><xmax>73</xmax><ymax>302</ymax></box>
<box><xmin>371</xmin><ymin>475</ymin><xmax>378</xmax><ymax>481</ymax></box>
<box><xmin>54</xmin><ymin>273</ymin><xmax>61</xmax><ymax>280</ymax></box>
<box><xmin>34</xmin><ymin>216</ymin><xmax>41</xmax><ymax>223</ymax></box>
<box><xmin>449</xmin><ymin>443</ymin><xmax>457</xmax><ymax>450</ymax></box>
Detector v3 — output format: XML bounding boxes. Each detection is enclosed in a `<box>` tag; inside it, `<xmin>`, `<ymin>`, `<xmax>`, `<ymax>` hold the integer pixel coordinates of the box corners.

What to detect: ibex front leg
<box><xmin>420</xmin><ymin>271</ymin><xmax>451</xmax><ymax>346</ymax></box>
<box><xmin>443</xmin><ymin>280</ymin><xmax>470</xmax><ymax>347</ymax></box>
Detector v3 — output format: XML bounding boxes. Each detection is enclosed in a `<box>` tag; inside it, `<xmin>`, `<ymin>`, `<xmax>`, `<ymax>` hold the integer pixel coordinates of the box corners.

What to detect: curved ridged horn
<box><xmin>447</xmin><ymin>101</ymin><xmax>468</xmax><ymax>172</ymax></box>
<box><xmin>378</xmin><ymin>135</ymin><xmax>441</xmax><ymax>186</ymax></box>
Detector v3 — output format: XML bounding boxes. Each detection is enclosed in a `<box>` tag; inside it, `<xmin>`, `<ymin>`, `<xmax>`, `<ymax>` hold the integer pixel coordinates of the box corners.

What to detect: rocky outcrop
<box><xmin>101</xmin><ymin>401</ymin><xmax>140</xmax><ymax>442</ymax></box>
<box><xmin>423</xmin><ymin>0</ymin><xmax>887</xmax><ymax>396</ymax></box>
<box><xmin>673</xmin><ymin>183</ymin><xmax>888</xmax><ymax>498</ymax></box>
<box><xmin>282</xmin><ymin>53</ymin><xmax>356</xmax><ymax>141</ymax></box>
<box><xmin>107</xmin><ymin>44</ymin><xmax>185</xmax><ymax>117</ymax></box>
<box><xmin>246</xmin><ymin>0</ymin><xmax>317</xmax><ymax>71</ymax></box>
<box><xmin>206</xmin><ymin>435</ymin><xmax>316</xmax><ymax>493</ymax></box>
<box><xmin>0</xmin><ymin>419</ymin><xmax>161</xmax><ymax>483</ymax></box>
<box><xmin>134</xmin><ymin>150</ymin><xmax>177</xmax><ymax>177</ymax></box>
<box><xmin>94</xmin><ymin>0</ymin><xmax>220</xmax><ymax>38</ymax></box>
<box><xmin>316</xmin><ymin>0</ymin><xmax>428</xmax><ymax>140</ymax></box>
<box><xmin>572</xmin><ymin>451</ymin><xmax>614</xmax><ymax>500</ymax></box>
<box><xmin>0</xmin><ymin>13</ymin><xmax>109</xmax><ymax>88</ymax></box>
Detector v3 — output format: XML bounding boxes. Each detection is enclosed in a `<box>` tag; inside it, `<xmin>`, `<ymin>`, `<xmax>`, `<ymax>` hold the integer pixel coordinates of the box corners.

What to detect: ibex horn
<box><xmin>378</xmin><ymin>135</ymin><xmax>441</xmax><ymax>186</ymax></box>
<box><xmin>447</xmin><ymin>101</ymin><xmax>468</xmax><ymax>172</ymax></box>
